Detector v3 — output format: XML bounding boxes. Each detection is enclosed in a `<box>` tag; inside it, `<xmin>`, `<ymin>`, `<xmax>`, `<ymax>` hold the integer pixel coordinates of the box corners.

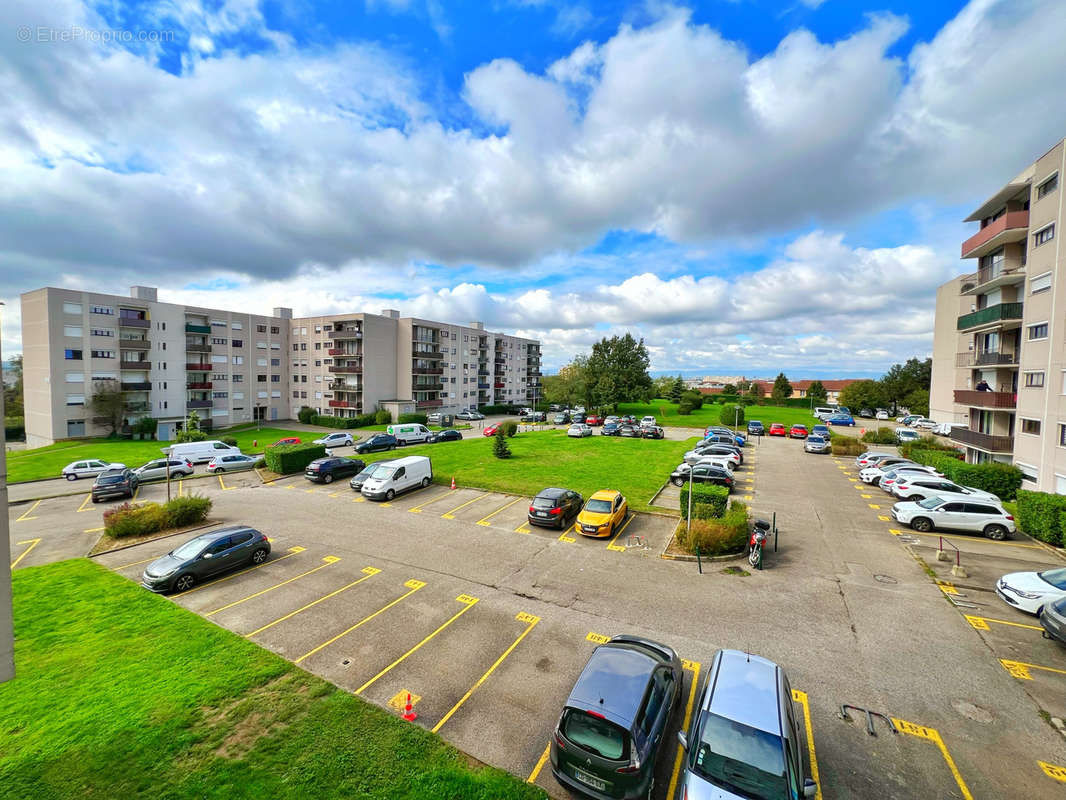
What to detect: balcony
<box><xmin>960</xmin><ymin>261</ymin><xmax>1025</xmax><ymax>295</ymax></box>
<box><xmin>328</xmin><ymin>400</ymin><xmax>353</xmax><ymax>409</ymax></box>
<box><xmin>186</xmin><ymin>381</ymin><xmax>213</xmax><ymax>390</ymax></box>
<box><xmin>413</xmin><ymin>349</ymin><xmax>443</xmax><ymax>360</ymax></box>
<box><xmin>185</xmin><ymin>342</ymin><xmax>212</xmax><ymax>353</ymax></box>
<box><xmin>119</xmin><ymin>339</ymin><xmax>150</xmax><ymax>350</ymax></box>
<box><xmin>494</xmin><ymin>382</ymin><xmax>505</xmax><ymax>388</ymax></box>
<box><xmin>119</xmin><ymin>317</ymin><xmax>150</xmax><ymax>329</ymax></box>
<box><xmin>412</xmin><ymin>367</ymin><xmax>444</xmax><ymax>375</ymax></box>
<box><xmin>120</xmin><ymin>381</ymin><xmax>151</xmax><ymax>391</ymax></box>
<box><xmin>333</xmin><ymin>328</ymin><xmax>363</xmax><ymax>339</ymax></box>
<box><xmin>329</xmin><ymin>365</ymin><xmax>363</xmax><ymax>374</ymax></box>
<box><xmin>416</xmin><ymin>399</ymin><xmax>444</xmax><ymax>409</ymax></box>
<box><xmin>956</xmin><ymin>302</ymin><xmax>1023</xmax><ymax>331</ymax></box>
<box><xmin>186</xmin><ymin>362</ymin><xmax>211</xmax><ymax>371</ymax></box>
<box><xmin>955</xmin><ymin>350</ymin><xmax>1019</xmax><ymax>367</ymax></box>
<box><xmin>184</xmin><ymin>323</ymin><xmax>211</xmax><ymax>334</ymax></box>
<box><xmin>953</xmin><ymin>389</ymin><xmax>1016</xmax><ymax>409</ymax></box>
<box><xmin>950</xmin><ymin>427</ymin><xmax>1014</xmax><ymax>453</ymax></box>
<box><xmin>124</xmin><ymin>403</ymin><xmax>150</xmax><ymax>414</ymax></box>
<box><xmin>327</xmin><ymin>348</ymin><xmax>345</xmax><ymax>356</ymax></box>
<box><xmin>478</xmin><ymin>382</ymin><xmax>490</xmax><ymax>389</ymax></box>
<box><xmin>961</xmin><ymin>211</ymin><xmax>1029</xmax><ymax>259</ymax></box>
<box><xmin>329</xmin><ymin>383</ymin><xmax>361</xmax><ymax>392</ymax></box>
<box><xmin>186</xmin><ymin>399</ymin><xmax>212</xmax><ymax>409</ymax></box>
<box><xmin>120</xmin><ymin>360</ymin><xmax>150</xmax><ymax>369</ymax></box>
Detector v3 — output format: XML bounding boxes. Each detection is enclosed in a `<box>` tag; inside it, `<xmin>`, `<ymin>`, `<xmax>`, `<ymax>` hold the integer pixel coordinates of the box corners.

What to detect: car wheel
<box><xmin>643</xmin><ymin>777</ymin><xmax>654</xmax><ymax>800</ymax></box>
<box><xmin>389</xmin><ymin>445</ymin><xmax>395</xmax><ymax>451</ymax></box>
<box><xmin>323</xmin><ymin>473</ymin><xmax>334</xmax><ymax>484</ymax></box>
<box><xmin>91</xmin><ymin>497</ymin><xmax>99</xmax><ymax>503</ymax></box>
<box><xmin>173</xmin><ymin>573</ymin><xmax>196</xmax><ymax>593</ymax></box>
<box><xmin>385</xmin><ymin>489</ymin><xmax>395</xmax><ymax>501</ymax></box>
<box><xmin>910</xmin><ymin>494</ymin><xmax>924</xmax><ymax>502</ymax></box>
<box><xmin>214</xmin><ymin>467</ymin><xmax>224</xmax><ymax>474</ymax></box>
<box><xmin>984</xmin><ymin>524</ymin><xmax>1008</xmax><ymax>541</ymax></box>
<box><xmin>66</xmin><ymin>473</ymin><xmax>78</xmax><ymax>481</ymax></box>
<box><xmin>421</xmin><ymin>477</ymin><xmax>430</xmax><ymax>488</ymax></box>
<box><xmin>672</xmin><ymin>477</ymin><xmax>685</xmax><ymax>487</ymax></box>
<box><xmin>910</xmin><ymin>517</ymin><xmax>933</xmax><ymax>533</ymax></box>
<box><xmin>251</xmin><ymin>547</ymin><xmax>269</xmax><ymax>564</ymax></box>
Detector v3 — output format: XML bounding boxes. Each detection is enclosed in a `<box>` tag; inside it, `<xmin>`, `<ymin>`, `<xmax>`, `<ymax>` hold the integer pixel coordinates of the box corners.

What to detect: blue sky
<box><xmin>3</xmin><ymin>0</ymin><xmax>1066</xmax><ymax>375</ymax></box>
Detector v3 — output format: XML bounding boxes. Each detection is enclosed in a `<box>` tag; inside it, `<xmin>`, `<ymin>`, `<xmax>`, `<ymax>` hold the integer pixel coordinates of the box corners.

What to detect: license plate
<box><xmin>572</xmin><ymin>767</ymin><xmax>606</xmax><ymax>791</ymax></box>
<box><xmin>537</xmin><ymin>511</ymin><xmax>549</xmax><ymax>517</ymax></box>
<box><xmin>582</xmin><ymin>525</ymin><xmax>597</xmax><ymax>533</ymax></box>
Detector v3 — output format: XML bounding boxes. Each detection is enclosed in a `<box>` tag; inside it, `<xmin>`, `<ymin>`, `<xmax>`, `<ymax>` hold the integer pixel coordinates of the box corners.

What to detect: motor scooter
<box><xmin>747</xmin><ymin>519</ymin><xmax>771</xmax><ymax>570</ymax></box>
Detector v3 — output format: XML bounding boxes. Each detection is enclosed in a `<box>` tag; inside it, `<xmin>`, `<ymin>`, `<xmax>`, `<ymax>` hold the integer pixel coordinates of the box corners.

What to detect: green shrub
<box><xmin>221</xmin><ymin>437</ymin><xmax>238</xmax><ymax>447</ymax></box>
<box><xmin>103</xmin><ymin>502</ymin><xmax>168</xmax><ymax>538</ymax></box>
<box><xmin>677</xmin><ymin>502</ymin><xmax>749</xmax><ymax>555</ymax></box>
<box><xmin>680</xmin><ymin>484</ymin><xmax>730</xmax><ymax>520</ymax></box>
<box><xmin>677</xmin><ymin>401</ymin><xmax>693</xmax><ymax>416</ymax></box>
<box><xmin>164</xmin><ymin>494</ymin><xmax>212</xmax><ymax>528</ymax></box>
<box><xmin>492</xmin><ymin>426</ymin><xmax>511</xmax><ymax>459</ymax></box>
<box><xmin>900</xmin><ymin>436</ymin><xmax>959</xmax><ymax>457</ymax></box>
<box><xmin>680</xmin><ymin>390</ymin><xmax>703</xmax><ymax>410</ymax></box>
<box><xmin>482</xmin><ymin>404</ymin><xmax>518</xmax><ymax>415</ymax></box>
<box><xmin>907</xmin><ymin>449</ymin><xmax>1022</xmax><ymax>501</ymax></box>
<box><xmin>311</xmin><ymin>413</ymin><xmax>376</xmax><ymax>429</ymax></box>
<box><xmin>297</xmin><ymin>405</ymin><xmax>315</xmax><ymax>424</ymax></box>
<box><xmin>397</xmin><ymin>413</ymin><xmax>428</xmax><ymax>424</ymax></box>
<box><xmin>374</xmin><ymin>409</ymin><xmax>392</xmax><ymax>425</ymax></box>
<box><xmin>829</xmin><ymin>433</ymin><xmax>864</xmax><ymax>455</ymax></box>
<box><xmin>718</xmin><ymin>403</ymin><xmax>744</xmax><ymax>427</ymax></box>
<box><xmin>861</xmin><ymin>428</ymin><xmax>897</xmax><ymax>445</ymax></box>
<box><xmin>133</xmin><ymin>416</ymin><xmax>158</xmax><ymax>436</ymax></box>
<box><xmin>1015</xmin><ymin>490</ymin><xmax>1066</xmax><ymax>546</ymax></box>
<box><xmin>4</xmin><ymin>416</ymin><xmax>25</xmax><ymax>440</ymax></box>
<box><xmin>175</xmin><ymin>428</ymin><xmax>208</xmax><ymax>444</ymax></box>
<box><xmin>264</xmin><ymin>443</ymin><xmax>327</xmax><ymax>474</ymax></box>
<box><xmin>501</xmin><ymin>420</ymin><xmax>518</xmax><ymax>438</ymax></box>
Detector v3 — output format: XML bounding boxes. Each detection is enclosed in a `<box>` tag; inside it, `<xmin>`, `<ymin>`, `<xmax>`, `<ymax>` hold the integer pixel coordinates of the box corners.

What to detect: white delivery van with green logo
<box><xmin>386</xmin><ymin>423</ymin><xmax>431</xmax><ymax>445</ymax></box>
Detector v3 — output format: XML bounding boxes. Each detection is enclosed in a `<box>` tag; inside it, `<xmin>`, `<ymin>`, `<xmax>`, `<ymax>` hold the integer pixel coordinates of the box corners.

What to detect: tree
<box><xmin>881</xmin><ymin>358</ymin><xmax>932</xmax><ymax>410</ymax></box>
<box><xmin>175</xmin><ymin>410</ymin><xmax>207</xmax><ymax>443</ymax></box>
<box><xmin>719</xmin><ymin>403</ymin><xmax>745</xmax><ymax>428</ymax></box>
<box><xmin>743</xmin><ymin>382</ymin><xmax>764</xmax><ymax>406</ymax></box>
<box><xmin>492</xmin><ymin>425</ymin><xmax>512</xmax><ymax>458</ymax></box>
<box><xmin>838</xmin><ymin>380</ymin><xmax>887</xmax><ymax>413</ymax></box>
<box><xmin>297</xmin><ymin>406</ymin><xmax>315</xmax><ymax>424</ymax></box>
<box><xmin>770</xmin><ymin>373</ymin><xmax>793</xmax><ymax>404</ymax></box>
<box><xmin>721</xmin><ymin>383</ymin><xmax>737</xmax><ymax>395</ymax></box>
<box><xmin>86</xmin><ymin>379</ymin><xmax>125</xmax><ymax>436</ymax></box>
<box><xmin>807</xmin><ymin>380</ymin><xmax>827</xmax><ymax>404</ymax></box>
<box><xmin>680</xmin><ymin>390</ymin><xmax>704</xmax><ymax>410</ymax></box>
<box><xmin>652</xmin><ymin>375</ymin><xmax>675</xmax><ymax>399</ymax></box>
<box><xmin>4</xmin><ymin>353</ymin><xmax>24</xmax><ymax>418</ymax></box>
<box><xmin>584</xmin><ymin>333</ymin><xmax>653</xmax><ymax>408</ymax></box>
<box><xmin>545</xmin><ymin>356</ymin><xmax>589</xmax><ymax>409</ymax></box>
<box><xmin>668</xmin><ymin>375</ymin><xmax>684</xmax><ymax>403</ymax></box>
<box><xmin>902</xmin><ymin>388</ymin><xmax>929</xmax><ymax>417</ymax></box>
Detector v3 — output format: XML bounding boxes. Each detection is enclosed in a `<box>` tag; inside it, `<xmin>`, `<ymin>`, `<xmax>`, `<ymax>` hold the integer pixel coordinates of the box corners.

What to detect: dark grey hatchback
<box><xmin>551</xmin><ymin>635</ymin><xmax>682</xmax><ymax>799</ymax></box>
<box><xmin>141</xmin><ymin>525</ymin><xmax>270</xmax><ymax>593</ymax></box>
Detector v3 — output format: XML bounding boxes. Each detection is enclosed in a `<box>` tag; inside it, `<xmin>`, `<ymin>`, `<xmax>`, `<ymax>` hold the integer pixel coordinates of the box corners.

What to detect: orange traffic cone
<box><xmin>450</xmin><ymin>476</ymin><xmax>456</xmax><ymax>490</ymax></box>
<box><xmin>402</xmin><ymin>693</ymin><xmax>417</xmax><ymax>721</ymax></box>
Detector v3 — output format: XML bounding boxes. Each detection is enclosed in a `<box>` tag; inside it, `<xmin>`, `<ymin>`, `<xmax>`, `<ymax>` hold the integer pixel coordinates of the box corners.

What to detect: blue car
<box><xmin>826</xmin><ymin>414</ymin><xmax>855</xmax><ymax>426</ymax></box>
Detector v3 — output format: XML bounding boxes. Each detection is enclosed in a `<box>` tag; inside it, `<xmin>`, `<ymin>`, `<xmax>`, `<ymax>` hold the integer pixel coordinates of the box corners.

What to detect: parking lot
<box><xmin>11</xmin><ymin>429</ymin><xmax>1066</xmax><ymax>798</ymax></box>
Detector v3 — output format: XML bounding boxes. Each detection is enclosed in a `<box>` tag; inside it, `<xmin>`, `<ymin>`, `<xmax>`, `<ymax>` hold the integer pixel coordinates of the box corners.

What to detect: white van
<box><xmin>162</xmin><ymin>440</ymin><xmax>242</xmax><ymax>464</ymax></box>
<box><xmin>813</xmin><ymin>406</ymin><xmax>837</xmax><ymax>421</ymax></box>
<box><xmin>386</xmin><ymin>423</ymin><xmax>431</xmax><ymax>445</ymax></box>
<box><xmin>361</xmin><ymin>456</ymin><xmax>432</xmax><ymax>501</ymax></box>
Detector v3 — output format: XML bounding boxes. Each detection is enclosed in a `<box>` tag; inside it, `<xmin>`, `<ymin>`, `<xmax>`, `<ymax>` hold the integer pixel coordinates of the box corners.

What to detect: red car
<box><xmin>585</xmin><ymin>415</ymin><xmax>603</xmax><ymax>426</ymax></box>
<box><xmin>768</xmin><ymin>423</ymin><xmax>787</xmax><ymax>437</ymax></box>
<box><xmin>483</xmin><ymin>424</ymin><xmax>500</xmax><ymax>436</ymax></box>
<box><xmin>271</xmin><ymin>437</ymin><xmax>301</xmax><ymax>447</ymax></box>
<box><xmin>789</xmin><ymin>424</ymin><xmax>808</xmax><ymax>439</ymax></box>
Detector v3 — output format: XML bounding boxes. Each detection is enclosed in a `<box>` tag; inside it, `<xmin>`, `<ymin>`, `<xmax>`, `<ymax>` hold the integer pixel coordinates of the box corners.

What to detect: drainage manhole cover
<box><xmin>874</xmin><ymin>574</ymin><xmax>898</xmax><ymax>584</ymax></box>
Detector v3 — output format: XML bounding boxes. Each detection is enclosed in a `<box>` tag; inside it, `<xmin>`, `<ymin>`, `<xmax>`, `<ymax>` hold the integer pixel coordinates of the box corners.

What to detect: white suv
<box><xmin>891</xmin><ymin>496</ymin><xmax>1015</xmax><ymax>540</ymax></box>
<box><xmin>640</xmin><ymin>415</ymin><xmax>656</xmax><ymax>427</ymax></box>
<box><xmin>891</xmin><ymin>476</ymin><xmax>999</xmax><ymax>503</ymax></box>
<box><xmin>313</xmin><ymin>432</ymin><xmax>354</xmax><ymax>448</ymax></box>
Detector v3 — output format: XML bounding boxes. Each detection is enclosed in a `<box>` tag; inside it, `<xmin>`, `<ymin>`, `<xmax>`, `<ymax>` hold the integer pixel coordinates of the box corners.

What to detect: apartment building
<box><xmin>929</xmin><ymin>137</ymin><xmax>1065</xmax><ymax>492</ymax></box>
<box><xmin>21</xmin><ymin>286</ymin><xmax>542</xmax><ymax>447</ymax></box>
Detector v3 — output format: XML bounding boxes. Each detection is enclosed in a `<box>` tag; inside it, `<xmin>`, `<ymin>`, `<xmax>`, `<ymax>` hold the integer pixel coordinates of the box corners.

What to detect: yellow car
<box><xmin>574</xmin><ymin>490</ymin><xmax>628</xmax><ymax>538</ymax></box>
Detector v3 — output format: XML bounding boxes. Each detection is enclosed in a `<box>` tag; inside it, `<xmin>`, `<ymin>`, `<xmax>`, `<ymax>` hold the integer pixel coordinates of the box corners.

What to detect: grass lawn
<box><xmin>618</xmin><ymin>400</ymin><xmax>838</xmax><ymax>430</ymax></box>
<box><xmin>0</xmin><ymin>560</ymin><xmax>544</xmax><ymax>800</ymax></box>
<box><xmin>359</xmin><ymin>429</ymin><xmax>698</xmax><ymax>512</ymax></box>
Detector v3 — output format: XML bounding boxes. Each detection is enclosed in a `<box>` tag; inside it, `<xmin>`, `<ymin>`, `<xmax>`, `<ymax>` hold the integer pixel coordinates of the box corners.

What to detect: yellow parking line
<box><xmin>294</xmin><ymin>579</ymin><xmax>426</xmax><ymax>664</ymax></box>
<box><xmin>891</xmin><ymin>529</ymin><xmax>1046</xmax><ymax>549</ymax></box>
<box><xmin>878</xmin><ymin>515</ymin><xmax>889</xmax><ymax>521</ymax></box>
<box><xmin>204</xmin><ymin>556</ymin><xmax>341</xmax><ymax>617</ymax></box>
<box><xmin>527</xmin><ymin>742</ymin><xmax>551</xmax><ymax>784</ymax></box>
<box><xmin>892</xmin><ymin>718</ymin><xmax>972</xmax><ymax>800</ymax></box>
<box><xmin>868</xmin><ymin>504</ymin><xmax>881</xmax><ymax>509</ymax></box>
<box><xmin>179</xmin><ymin>546</ymin><xmax>306</xmax><ymax>595</ymax></box>
<box><xmin>475</xmin><ymin>496</ymin><xmax>524</xmax><ymax>526</ymax></box>
<box><xmin>441</xmin><ymin>492</ymin><xmax>489</xmax><ymax>519</ymax></box>
<box><xmin>328</xmin><ymin>489</ymin><xmax>345</xmax><ymax>497</ymax></box>
<box><xmin>246</xmin><ymin>566</ymin><xmax>381</xmax><ymax>637</ymax></box>
<box><xmin>515</xmin><ymin>521</ymin><xmax>532</xmax><ymax>534</ymax></box>
<box><xmin>132</xmin><ymin>485</ymin><xmax>141</xmax><ymax>501</ymax></box>
<box><xmin>76</xmin><ymin>493</ymin><xmax>94</xmax><ymax>512</ymax></box>
<box><xmin>666</xmin><ymin>659</ymin><xmax>702</xmax><ymax>800</ymax></box>
<box><xmin>83</xmin><ymin>526</ymin><xmax>105</xmax><ymax>533</ymax></box>
<box><xmin>10</xmin><ymin>539</ymin><xmax>42</xmax><ymax>569</ymax></box>
<box><xmin>407</xmin><ymin>489</ymin><xmax>453</xmax><ymax>513</ymax></box>
<box><xmin>999</xmin><ymin>659</ymin><xmax>1066</xmax><ymax>680</ymax></box>
<box><xmin>218</xmin><ymin>474</ymin><xmax>237</xmax><ymax>491</ymax></box>
<box><xmin>1039</xmin><ymin>761</ymin><xmax>1066</xmax><ymax>783</ymax></box>
<box><xmin>607</xmin><ymin>513</ymin><xmax>636</xmax><ymax>551</ymax></box>
<box><xmin>965</xmin><ymin>615</ymin><xmax>1043</xmax><ymax>633</ymax></box>
<box><xmin>792</xmin><ymin>690</ymin><xmax>822</xmax><ymax>800</ymax></box>
<box><xmin>178</xmin><ymin>479</ymin><xmax>184</xmax><ymax>496</ymax></box>
<box><xmin>431</xmin><ymin>612</ymin><xmax>540</xmax><ymax>733</ymax></box>
<box><xmin>861</xmin><ymin>494</ymin><xmax>873</xmax><ymax>498</ymax></box>
<box><xmin>113</xmin><ymin>553</ymin><xmax>164</xmax><ymax>570</ymax></box>
<box><xmin>352</xmin><ymin>495</ymin><xmax>366</xmax><ymax>502</ymax></box>
<box><xmin>355</xmin><ymin>594</ymin><xmax>480</xmax><ymax>695</ymax></box>
<box><xmin>15</xmin><ymin>500</ymin><xmax>42</xmax><ymax>522</ymax></box>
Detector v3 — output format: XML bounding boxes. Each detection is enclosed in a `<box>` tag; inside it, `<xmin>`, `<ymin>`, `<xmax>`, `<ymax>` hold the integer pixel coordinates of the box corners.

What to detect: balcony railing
<box><xmin>494</xmin><ymin>382</ymin><xmax>505</xmax><ymax>388</ymax></box>
<box><xmin>119</xmin><ymin>339</ymin><xmax>150</xmax><ymax>350</ymax></box>
<box><xmin>184</xmin><ymin>323</ymin><xmax>211</xmax><ymax>334</ymax></box>
<box><xmin>478</xmin><ymin>382</ymin><xmax>490</xmax><ymax>389</ymax></box>
<box><xmin>960</xmin><ymin>261</ymin><xmax>1025</xmax><ymax>293</ymax></box>
<box><xmin>120</xmin><ymin>381</ymin><xmax>151</xmax><ymax>391</ymax></box>
<box><xmin>186</xmin><ymin>362</ymin><xmax>211</xmax><ymax>371</ymax></box>
<box><xmin>329</xmin><ymin>383</ymin><xmax>361</xmax><ymax>392</ymax></box>
<box><xmin>186</xmin><ymin>381</ymin><xmax>213</xmax><ymax>390</ymax></box>
<box><xmin>329</xmin><ymin>365</ymin><xmax>363</xmax><ymax>374</ymax></box>
<box><xmin>955</xmin><ymin>350</ymin><xmax>1019</xmax><ymax>367</ymax></box>
<box><xmin>332</xmin><ymin>328</ymin><xmax>363</xmax><ymax>339</ymax></box>
<box><xmin>185</xmin><ymin>342</ymin><xmax>212</xmax><ymax>352</ymax></box>
<box><xmin>119</xmin><ymin>317</ymin><xmax>150</xmax><ymax>328</ymax></box>
<box><xmin>949</xmin><ymin>427</ymin><xmax>1014</xmax><ymax>453</ymax></box>
<box><xmin>328</xmin><ymin>400</ymin><xmax>353</xmax><ymax>408</ymax></box>
<box><xmin>957</xmin><ymin>302</ymin><xmax>1023</xmax><ymax>331</ymax></box>
<box><xmin>120</xmin><ymin>360</ymin><xmax>150</xmax><ymax>368</ymax></box>
<box><xmin>954</xmin><ymin>389</ymin><xmax>1016</xmax><ymax>409</ymax></box>
<box><xmin>413</xmin><ymin>349</ymin><xmax>443</xmax><ymax>360</ymax></box>
<box><xmin>416</xmin><ymin>399</ymin><xmax>444</xmax><ymax>409</ymax></box>
<box><xmin>961</xmin><ymin>210</ymin><xmax>1029</xmax><ymax>258</ymax></box>
<box><xmin>412</xmin><ymin>367</ymin><xmax>444</xmax><ymax>375</ymax></box>
<box><xmin>186</xmin><ymin>399</ymin><xmax>212</xmax><ymax>409</ymax></box>
<box><xmin>327</xmin><ymin>348</ymin><xmax>346</xmax><ymax>356</ymax></box>
<box><xmin>124</xmin><ymin>403</ymin><xmax>150</xmax><ymax>414</ymax></box>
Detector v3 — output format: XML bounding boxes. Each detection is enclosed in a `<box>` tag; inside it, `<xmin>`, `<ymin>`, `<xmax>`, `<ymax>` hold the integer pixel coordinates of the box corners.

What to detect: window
<box><xmin>270</xmin><ymin>326</ymin><xmax>279</xmax><ymax>335</ymax></box>
<box><xmin>91</xmin><ymin>305</ymin><xmax>114</xmax><ymax>315</ymax></box>
<box><xmin>1021</xmin><ymin>418</ymin><xmax>1041</xmax><ymax>435</ymax></box>
<box><xmin>257</xmin><ymin>390</ymin><xmax>268</xmax><ymax>399</ymax></box>
<box><xmin>90</xmin><ymin>328</ymin><xmax>114</xmax><ymax>337</ymax></box>
<box><xmin>1037</xmin><ymin>173</ymin><xmax>1058</xmax><ymax>199</ymax></box>
<box><xmin>256</xmin><ymin>324</ymin><xmax>267</xmax><ymax>333</ymax></box>
<box><xmin>256</xmin><ymin>341</ymin><xmax>267</xmax><ymax>349</ymax></box>
<box><xmin>1025</xmin><ymin>371</ymin><xmax>1045</xmax><ymax>388</ymax></box>
<box><xmin>233</xmin><ymin>356</ymin><xmax>244</xmax><ymax>365</ymax></box>
<box><xmin>91</xmin><ymin>372</ymin><xmax>117</xmax><ymax>381</ymax></box>
<box><xmin>293</xmin><ymin>390</ymin><xmax>299</xmax><ymax>398</ymax></box>
<box><xmin>212</xmin><ymin>373</ymin><xmax>228</xmax><ymax>381</ymax></box>
<box><xmin>1016</xmin><ymin>462</ymin><xmax>1038</xmax><ymax>483</ymax></box>
<box><xmin>1034</xmin><ymin>224</ymin><xmax>1055</xmax><ymax>247</ymax></box>
<box><xmin>271</xmin><ymin>375</ymin><xmax>280</xmax><ymax>383</ymax></box>
<box><xmin>232</xmin><ymin>339</ymin><xmax>243</xmax><ymax>347</ymax></box>
<box><xmin>271</xmin><ymin>390</ymin><xmax>281</xmax><ymax>398</ymax></box>
<box><xmin>300</xmin><ymin>391</ymin><xmax>307</xmax><ymax>398</ymax></box>
<box><xmin>314</xmin><ymin>342</ymin><xmax>321</xmax><ymax>350</ymax></box>
<box><xmin>91</xmin><ymin>350</ymin><xmax>115</xmax><ymax>359</ymax></box>
<box><xmin>211</xmin><ymin>337</ymin><xmax>227</xmax><ymax>345</ymax></box>
<box><xmin>300</xmin><ymin>343</ymin><xmax>307</xmax><ymax>351</ymax></box>
<box><xmin>211</xmin><ymin>319</ymin><xmax>226</xmax><ymax>327</ymax></box>
<box><xmin>1031</xmin><ymin>272</ymin><xmax>1052</xmax><ymax>294</ymax></box>
<box><xmin>232</xmin><ymin>392</ymin><xmax>244</xmax><ymax>400</ymax></box>
<box><xmin>314</xmin><ymin>375</ymin><xmax>322</xmax><ymax>382</ymax></box>
<box><xmin>301</xmin><ymin>375</ymin><xmax>307</xmax><ymax>383</ymax></box>
<box><xmin>270</xmin><ymin>342</ymin><xmax>280</xmax><ymax>350</ymax></box>
<box><xmin>63</xmin><ymin>325</ymin><xmax>83</xmax><ymax>338</ymax></box>
<box><xmin>270</xmin><ymin>358</ymin><xmax>280</xmax><ymax>366</ymax></box>
<box><xmin>315</xmin><ymin>391</ymin><xmax>322</xmax><ymax>399</ymax></box>
<box><xmin>63</xmin><ymin>302</ymin><xmax>82</xmax><ymax>314</ymax></box>
<box><xmin>66</xmin><ymin>394</ymin><xmax>85</xmax><ymax>405</ymax></box>
<box><xmin>211</xmin><ymin>354</ymin><xmax>227</xmax><ymax>363</ymax></box>
<box><xmin>293</xmin><ymin>344</ymin><xmax>299</xmax><ymax>351</ymax></box>
<box><xmin>257</xmin><ymin>375</ymin><xmax>267</xmax><ymax>382</ymax></box>
<box><xmin>213</xmin><ymin>391</ymin><xmax>228</xmax><ymax>399</ymax></box>
<box><xmin>65</xmin><ymin>372</ymin><xmax>84</xmax><ymax>383</ymax></box>
<box><xmin>232</xmin><ymin>321</ymin><xmax>242</xmax><ymax>330</ymax></box>
<box><xmin>1028</xmin><ymin>323</ymin><xmax>1049</xmax><ymax>341</ymax></box>
<box><xmin>64</xmin><ymin>349</ymin><xmax>82</xmax><ymax>360</ymax></box>
<box><xmin>233</xmin><ymin>374</ymin><xmax>243</xmax><ymax>382</ymax></box>
<box><xmin>257</xmin><ymin>358</ymin><xmax>268</xmax><ymax>367</ymax></box>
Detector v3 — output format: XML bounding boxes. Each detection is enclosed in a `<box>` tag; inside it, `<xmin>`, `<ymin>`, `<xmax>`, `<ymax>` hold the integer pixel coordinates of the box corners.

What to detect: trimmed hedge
<box><xmin>830</xmin><ymin>433</ymin><xmax>864</xmax><ymax>456</ymax></box>
<box><xmin>297</xmin><ymin>406</ymin><xmax>315</xmax><ymax>424</ymax></box>
<box><xmin>907</xmin><ymin>448</ymin><xmax>1023</xmax><ymax>501</ymax></box>
<box><xmin>719</xmin><ymin>403</ymin><xmax>744</xmax><ymax>427</ymax></box>
<box><xmin>4</xmin><ymin>416</ymin><xmax>24</xmax><ymax>441</ymax></box>
<box><xmin>680</xmin><ymin>483</ymin><xmax>730</xmax><ymax>520</ymax></box>
<box><xmin>397</xmin><ymin>413</ymin><xmax>428</xmax><ymax>424</ymax></box>
<box><xmin>1015</xmin><ymin>490</ymin><xmax>1066</xmax><ymax>546</ymax></box>
<box><xmin>264</xmin><ymin>442</ymin><xmax>327</xmax><ymax>474</ymax></box>
<box><xmin>481</xmin><ymin>404</ymin><xmax>518</xmax><ymax>415</ymax></box>
<box><xmin>103</xmin><ymin>494</ymin><xmax>212</xmax><ymax>538</ymax></box>
<box><xmin>677</xmin><ymin>502</ymin><xmax>749</xmax><ymax>556</ymax></box>
<box><xmin>311</xmin><ymin>413</ymin><xmax>377</xmax><ymax>429</ymax></box>
<box><xmin>861</xmin><ymin>428</ymin><xmax>897</xmax><ymax>445</ymax></box>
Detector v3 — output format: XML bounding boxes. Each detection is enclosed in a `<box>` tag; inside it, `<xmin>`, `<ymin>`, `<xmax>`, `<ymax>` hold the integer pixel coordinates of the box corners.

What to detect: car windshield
<box><xmin>585</xmin><ymin>499</ymin><xmax>613</xmax><ymax>513</ymax></box>
<box><xmin>1038</xmin><ymin>568</ymin><xmax>1066</xmax><ymax>590</ymax></box>
<box><xmin>532</xmin><ymin>496</ymin><xmax>558</xmax><ymax>509</ymax></box>
<box><xmin>917</xmin><ymin>497</ymin><xmax>944</xmax><ymax>509</ymax></box>
<box><xmin>171</xmin><ymin>536</ymin><xmax>212</xmax><ymax>560</ymax></box>
<box><xmin>561</xmin><ymin>709</ymin><xmax>628</xmax><ymax>761</ymax></box>
<box><xmin>355</xmin><ymin>465</ymin><xmax>384</xmax><ymax>481</ymax></box>
<box><xmin>808</xmin><ymin>436</ymin><xmax>825</xmax><ymax>443</ymax></box>
<box><xmin>97</xmin><ymin>474</ymin><xmax>125</xmax><ymax>484</ymax></box>
<box><xmin>691</xmin><ymin>712</ymin><xmax>786</xmax><ymax>799</ymax></box>
<box><xmin>374</xmin><ymin>466</ymin><xmax>397</xmax><ymax>480</ymax></box>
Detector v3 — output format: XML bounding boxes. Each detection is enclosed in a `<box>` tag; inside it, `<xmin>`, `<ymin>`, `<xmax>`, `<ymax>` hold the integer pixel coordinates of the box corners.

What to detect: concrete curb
<box><xmin>87</xmin><ymin>519</ymin><xmax>224</xmax><ymax>558</ymax></box>
<box><xmin>659</xmin><ymin>522</ymin><xmax>746</xmax><ymax>563</ymax></box>
<box><xmin>1051</xmin><ymin>716</ymin><xmax>1066</xmax><ymax>742</ymax></box>
<box><xmin>7</xmin><ymin>471</ymin><xmax>219</xmax><ymax>506</ymax></box>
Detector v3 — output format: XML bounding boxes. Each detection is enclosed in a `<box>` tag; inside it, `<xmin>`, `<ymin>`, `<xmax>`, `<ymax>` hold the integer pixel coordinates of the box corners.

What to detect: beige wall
<box><xmin>929</xmin><ymin>276</ymin><xmax>967</xmax><ymax>423</ymax></box>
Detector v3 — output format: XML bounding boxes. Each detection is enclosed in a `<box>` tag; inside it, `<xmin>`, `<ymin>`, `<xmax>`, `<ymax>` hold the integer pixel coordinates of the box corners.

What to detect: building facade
<box><xmin>929</xmin><ymin>137</ymin><xmax>1065</xmax><ymax>492</ymax></box>
<box><xmin>20</xmin><ymin>287</ymin><xmax>541</xmax><ymax>447</ymax></box>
